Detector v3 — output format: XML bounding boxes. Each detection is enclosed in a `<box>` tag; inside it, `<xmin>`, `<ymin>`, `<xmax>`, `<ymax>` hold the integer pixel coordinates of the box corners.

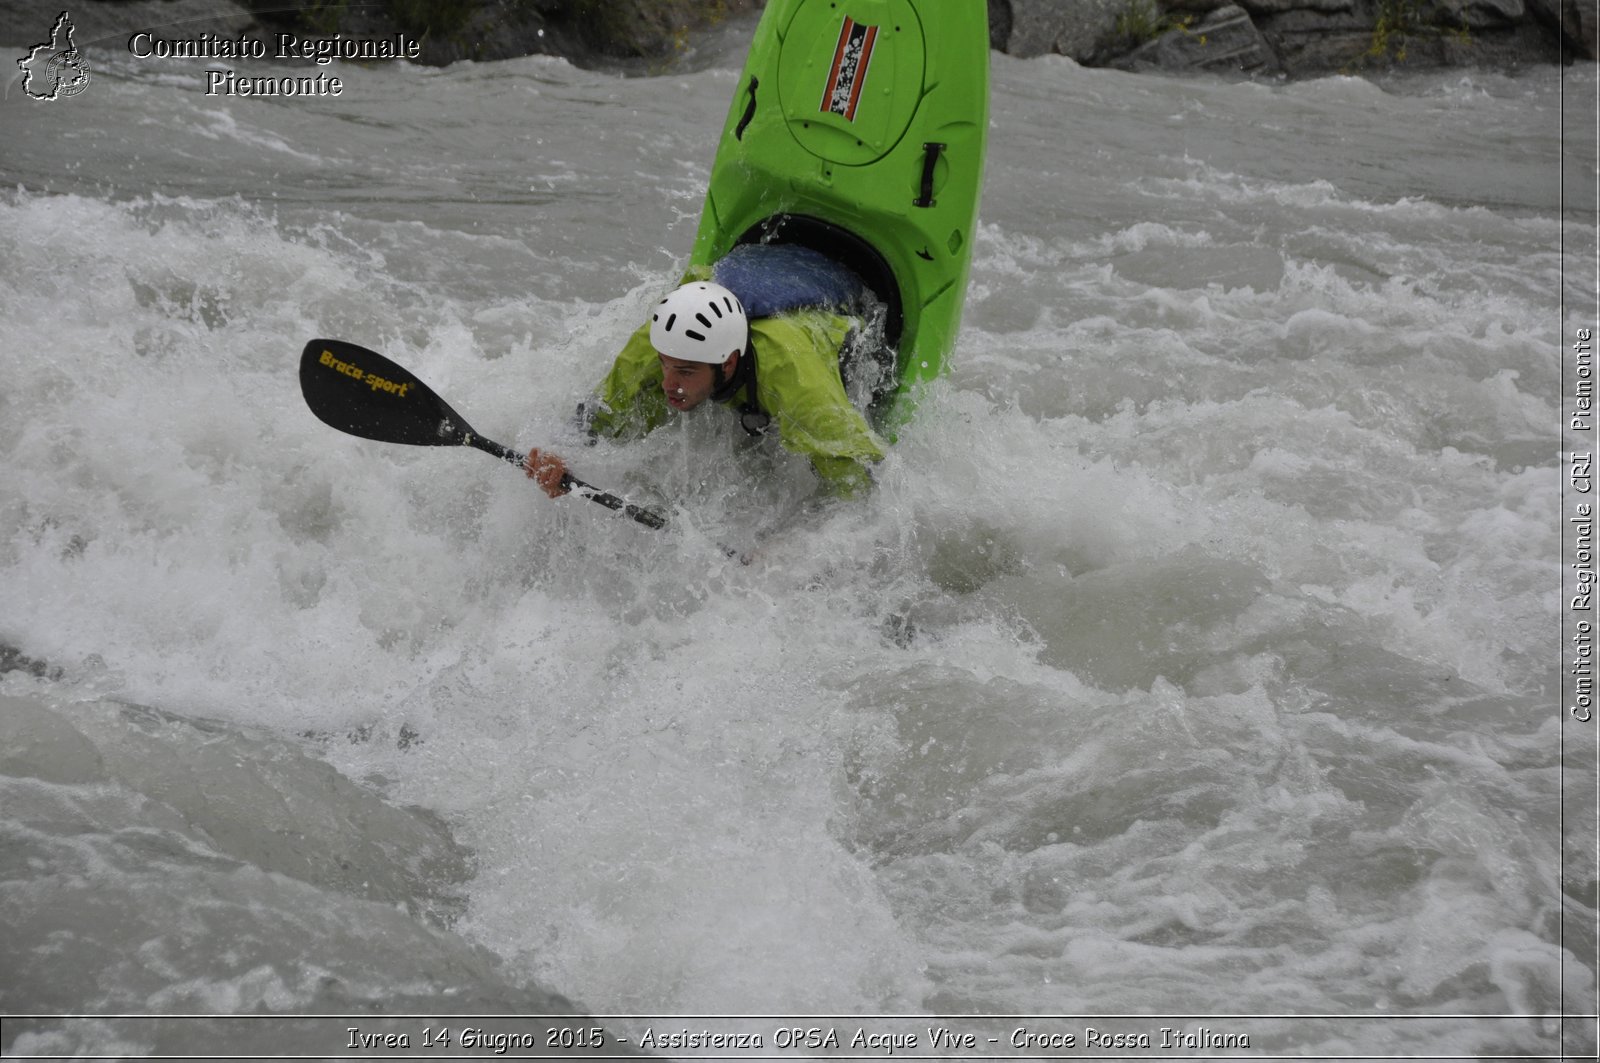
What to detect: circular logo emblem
<box><xmin>46</xmin><ymin>50</ymin><xmax>91</xmax><ymax>98</ymax></box>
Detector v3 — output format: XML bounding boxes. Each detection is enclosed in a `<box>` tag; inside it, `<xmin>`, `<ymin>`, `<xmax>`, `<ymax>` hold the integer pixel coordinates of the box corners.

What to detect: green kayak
<box><xmin>688</xmin><ymin>0</ymin><xmax>990</xmax><ymax>429</ymax></box>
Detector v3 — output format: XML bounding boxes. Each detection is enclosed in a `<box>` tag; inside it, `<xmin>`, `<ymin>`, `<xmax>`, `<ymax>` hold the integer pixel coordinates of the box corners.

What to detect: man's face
<box><xmin>658</xmin><ymin>351</ymin><xmax>737</xmax><ymax>411</ymax></box>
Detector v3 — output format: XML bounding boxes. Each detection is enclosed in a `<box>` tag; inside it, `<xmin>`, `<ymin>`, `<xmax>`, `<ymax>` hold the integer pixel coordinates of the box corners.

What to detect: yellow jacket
<box><xmin>586</xmin><ymin>309</ymin><xmax>886</xmax><ymax>496</ymax></box>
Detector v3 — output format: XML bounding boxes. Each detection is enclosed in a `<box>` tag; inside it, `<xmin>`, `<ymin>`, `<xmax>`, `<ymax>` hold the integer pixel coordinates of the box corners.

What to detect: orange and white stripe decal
<box><xmin>820</xmin><ymin>16</ymin><xmax>878</xmax><ymax>122</ymax></box>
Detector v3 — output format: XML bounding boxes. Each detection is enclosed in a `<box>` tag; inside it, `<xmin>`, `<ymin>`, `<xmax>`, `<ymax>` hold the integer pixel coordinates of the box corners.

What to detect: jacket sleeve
<box><xmin>753</xmin><ymin>311</ymin><xmax>887</xmax><ymax>497</ymax></box>
<box><xmin>584</xmin><ymin>321</ymin><xmax>668</xmax><ymax>440</ymax></box>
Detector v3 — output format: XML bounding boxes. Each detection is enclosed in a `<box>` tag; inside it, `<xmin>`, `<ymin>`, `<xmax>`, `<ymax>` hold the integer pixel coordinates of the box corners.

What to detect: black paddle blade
<box><xmin>299</xmin><ymin>338</ymin><xmax>668</xmax><ymax>533</ymax></box>
<box><xmin>299</xmin><ymin>339</ymin><xmax>476</xmax><ymax>448</ymax></box>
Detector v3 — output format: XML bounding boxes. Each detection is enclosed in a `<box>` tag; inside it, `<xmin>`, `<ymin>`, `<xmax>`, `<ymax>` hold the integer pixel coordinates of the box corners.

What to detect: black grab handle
<box><xmin>736</xmin><ymin>76</ymin><xmax>759</xmax><ymax>140</ymax></box>
<box><xmin>914</xmin><ymin>141</ymin><xmax>944</xmax><ymax>208</ymax></box>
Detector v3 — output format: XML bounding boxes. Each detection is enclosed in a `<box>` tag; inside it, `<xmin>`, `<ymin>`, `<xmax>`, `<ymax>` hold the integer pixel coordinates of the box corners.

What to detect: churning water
<box><xmin>2</xmin><ymin>12</ymin><xmax>1596</xmax><ymax>1059</ymax></box>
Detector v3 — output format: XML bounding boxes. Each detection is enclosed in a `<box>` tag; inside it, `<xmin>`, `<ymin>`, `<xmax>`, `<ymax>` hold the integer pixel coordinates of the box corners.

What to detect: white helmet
<box><xmin>649</xmin><ymin>282</ymin><xmax>748</xmax><ymax>363</ymax></box>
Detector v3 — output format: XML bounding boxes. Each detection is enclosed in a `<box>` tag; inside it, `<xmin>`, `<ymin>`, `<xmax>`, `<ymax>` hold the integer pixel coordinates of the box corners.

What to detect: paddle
<box><xmin>298</xmin><ymin>339</ymin><xmax>668</xmax><ymax>530</ymax></box>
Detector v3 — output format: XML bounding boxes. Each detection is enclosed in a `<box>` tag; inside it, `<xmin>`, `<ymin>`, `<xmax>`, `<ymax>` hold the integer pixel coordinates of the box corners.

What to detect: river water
<box><xmin>1</xmin><ymin>11</ymin><xmax>1596</xmax><ymax>1059</ymax></box>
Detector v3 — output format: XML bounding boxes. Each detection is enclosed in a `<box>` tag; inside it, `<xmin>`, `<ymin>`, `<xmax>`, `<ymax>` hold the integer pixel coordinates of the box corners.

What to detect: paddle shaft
<box><xmin>464</xmin><ymin>434</ymin><xmax>667</xmax><ymax>530</ymax></box>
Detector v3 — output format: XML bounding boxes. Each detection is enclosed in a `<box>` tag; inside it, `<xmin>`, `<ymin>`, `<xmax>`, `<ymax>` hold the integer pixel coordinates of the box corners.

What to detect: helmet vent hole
<box><xmin>685</xmin><ymin>329</ymin><xmax>706</xmax><ymax>341</ymax></box>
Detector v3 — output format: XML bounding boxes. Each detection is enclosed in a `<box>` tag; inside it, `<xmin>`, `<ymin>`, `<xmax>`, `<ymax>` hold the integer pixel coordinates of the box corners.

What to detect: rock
<box><xmin>0</xmin><ymin>0</ymin><xmax>760</xmax><ymax>69</ymax></box>
<box><xmin>1114</xmin><ymin>3</ymin><xmax>1285</xmax><ymax>74</ymax></box>
<box><xmin>997</xmin><ymin>0</ymin><xmax>1132</xmax><ymax>61</ymax></box>
<box><xmin>1433</xmin><ymin>0</ymin><xmax>1528</xmax><ymax>27</ymax></box>
<box><xmin>1238</xmin><ymin>0</ymin><xmax>1356</xmax><ymax>12</ymax></box>
<box><xmin>989</xmin><ymin>0</ymin><xmax>1015</xmax><ymax>50</ymax></box>
<box><xmin>1255</xmin><ymin>4</ymin><xmax>1390</xmax><ymax>69</ymax></box>
<box><xmin>993</xmin><ymin>0</ymin><xmax>1592</xmax><ymax>73</ymax></box>
<box><xmin>8</xmin><ymin>0</ymin><xmax>1594</xmax><ymax>81</ymax></box>
<box><xmin>1165</xmin><ymin>0</ymin><xmax>1243</xmax><ymax>11</ymax></box>
<box><xmin>1253</xmin><ymin>0</ymin><xmax>1572</xmax><ymax>71</ymax></box>
<box><xmin>1527</xmin><ymin>0</ymin><xmax>1600</xmax><ymax>58</ymax></box>
<box><xmin>0</xmin><ymin>0</ymin><xmax>254</xmax><ymax>48</ymax></box>
<box><xmin>235</xmin><ymin>0</ymin><xmax>761</xmax><ymax>68</ymax></box>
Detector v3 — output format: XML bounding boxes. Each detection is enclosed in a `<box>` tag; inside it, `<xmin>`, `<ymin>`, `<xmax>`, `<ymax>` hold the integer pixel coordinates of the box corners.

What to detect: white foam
<box><xmin>0</xmin><ymin>49</ymin><xmax>1588</xmax><ymax>1048</ymax></box>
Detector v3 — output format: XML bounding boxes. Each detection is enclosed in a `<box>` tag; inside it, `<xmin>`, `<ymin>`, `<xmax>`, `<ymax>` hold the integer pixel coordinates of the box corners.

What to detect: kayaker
<box><xmin>524</xmin><ymin>245</ymin><xmax>889</xmax><ymax>499</ymax></box>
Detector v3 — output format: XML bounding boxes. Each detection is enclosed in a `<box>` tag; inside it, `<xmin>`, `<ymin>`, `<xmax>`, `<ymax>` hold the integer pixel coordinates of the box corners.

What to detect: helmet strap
<box><xmin>710</xmin><ymin>343</ymin><xmax>751</xmax><ymax>404</ymax></box>
<box><xmin>712</xmin><ymin>341</ymin><xmax>769</xmax><ymax>437</ymax></box>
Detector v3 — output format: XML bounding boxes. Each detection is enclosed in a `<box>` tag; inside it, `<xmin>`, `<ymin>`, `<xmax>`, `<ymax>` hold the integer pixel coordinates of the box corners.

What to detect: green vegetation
<box><xmin>1114</xmin><ymin>0</ymin><xmax>1192</xmax><ymax>50</ymax></box>
<box><xmin>1367</xmin><ymin>0</ymin><xmax>1471</xmax><ymax>62</ymax></box>
<box><xmin>1367</xmin><ymin>0</ymin><xmax>1424</xmax><ymax>60</ymax></box>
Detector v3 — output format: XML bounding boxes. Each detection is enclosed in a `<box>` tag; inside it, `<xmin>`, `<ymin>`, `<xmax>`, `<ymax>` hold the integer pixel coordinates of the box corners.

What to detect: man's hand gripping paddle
<box><xmin>298</xmin><ymin>339</ymin><xmax>667</xmax><ymax>531</ymax></box>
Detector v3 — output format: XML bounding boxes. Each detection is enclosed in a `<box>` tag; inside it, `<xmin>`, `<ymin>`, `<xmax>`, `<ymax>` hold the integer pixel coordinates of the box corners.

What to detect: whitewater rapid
<box><xmin>2</xmin><ymin>14</ymin><xmax>1596</xmax><ymax>1059</ymax></box>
